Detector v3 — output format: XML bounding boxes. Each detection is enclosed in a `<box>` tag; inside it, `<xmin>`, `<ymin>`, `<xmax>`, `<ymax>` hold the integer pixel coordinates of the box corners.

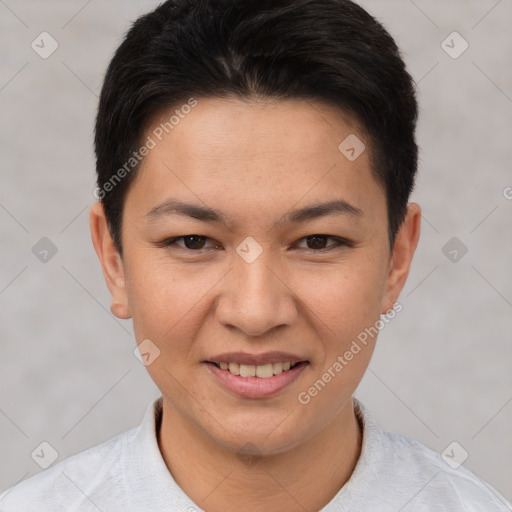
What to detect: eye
<box><xmin>158</xmin><ymin>234</ymin><xmax>352</xmax><ymax>253</ymax></box>
<box><xmin>295</xmin><ymin>235</ymin><xmax>352</xmax><ymax>252</ymax></box>
<box><xmin>159</xmin><ymin>235</ymin><xmax>219</xmax><ymax>251</ymax></box>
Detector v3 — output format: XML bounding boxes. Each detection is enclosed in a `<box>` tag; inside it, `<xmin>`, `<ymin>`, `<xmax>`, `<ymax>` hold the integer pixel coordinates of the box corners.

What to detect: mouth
<box><xmin>206</xmin><ymin>360</ymin><xmax>306</xmax><ymax>379</ymax></box>
<box><xmin>203</xmin><ymin>354</ymin><xmax>310</xmax><ymax>398</ymax></box>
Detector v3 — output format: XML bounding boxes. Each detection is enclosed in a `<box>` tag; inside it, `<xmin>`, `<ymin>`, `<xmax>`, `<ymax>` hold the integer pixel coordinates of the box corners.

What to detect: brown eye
<box><xmin>305</xmin><ymin>235</ymin><xmax>329</xmax><ymax>250</ymax></box>
<box><xmin>182</xmin><ymin>235</ymin><xmax>207</xmax><ymax>249</ymax></box>
<box><xmin>160</xmin><ymin>235</ymin><xmax>217</xmax><ymax>250</ymax></box>
<box><xmin>296</xmin><ymin>235</ymin><xmax>351</xmax><ymax>251</ymax></box>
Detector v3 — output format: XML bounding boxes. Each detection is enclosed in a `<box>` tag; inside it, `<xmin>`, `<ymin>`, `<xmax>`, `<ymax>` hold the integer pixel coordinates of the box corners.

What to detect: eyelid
<box><xmin>158</xmin><ymin>234</ymin><xmax>353</xmax><ymax>252</ymax></box>
<box><xmin>159</xmin><ymin>235</ymin><xmax>219</xmax><ymax>250</ymax></box>
<box><xmin>294</xmin><ymin>235</ymin><xmax>352</xmax><ymax>251</ymax></box>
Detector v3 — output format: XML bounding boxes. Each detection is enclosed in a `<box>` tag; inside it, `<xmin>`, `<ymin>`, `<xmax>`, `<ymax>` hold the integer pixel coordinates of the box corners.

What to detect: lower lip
<box><xmin>204</xmin><ymin>362</ymin><xmax>309</xmax><ymax>399</ymax></box>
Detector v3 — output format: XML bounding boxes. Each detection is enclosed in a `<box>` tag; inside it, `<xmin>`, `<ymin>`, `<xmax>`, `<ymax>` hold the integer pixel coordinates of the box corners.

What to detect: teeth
<box><xmin>215</xmin><ymin>361</ymin><xmax>298</xmax><ymax>378</ymax></box>
<box><xmin>228</xmin><ymin>362</ymin><xmax>240</xmax><ymax>375</ymax></box>
<box><xmin>256</xmin><ymin>363</ymin><xmax>273</xmax><ymax>378</ymax></box>
<box><xmin>273</xmin><ymin>362</ymin><xmax>283</xmax><ymax>374</ymax></box>
<box><xmin>240</xmin><ymin>364</ymin><xmax>256</xmax><ymax>377</ymax></box>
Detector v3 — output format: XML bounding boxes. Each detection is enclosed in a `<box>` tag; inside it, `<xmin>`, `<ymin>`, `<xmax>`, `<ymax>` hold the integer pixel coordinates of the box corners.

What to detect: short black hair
<box><xmin>94</xmin><ymin>0</ymin><xmax>418</xmax><ymax>256</ymax></box>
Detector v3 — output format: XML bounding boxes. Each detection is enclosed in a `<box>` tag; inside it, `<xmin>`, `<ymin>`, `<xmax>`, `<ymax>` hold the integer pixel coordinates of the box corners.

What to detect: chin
<box><xmin>204</xmin><ymin>414</ymin><xmax>309</xmax><ymax>457</ymax></box>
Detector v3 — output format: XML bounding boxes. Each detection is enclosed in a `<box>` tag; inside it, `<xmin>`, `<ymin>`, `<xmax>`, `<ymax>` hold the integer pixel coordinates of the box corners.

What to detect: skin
<box><xmin>90</xmin><ymin>96</ymin><xmax>421</xmax><ymax>512</ymax></box>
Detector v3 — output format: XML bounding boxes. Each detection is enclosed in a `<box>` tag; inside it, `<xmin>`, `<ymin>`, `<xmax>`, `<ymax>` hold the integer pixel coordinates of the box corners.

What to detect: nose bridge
<box><xmin>216</xmin><ymin>244</ymin><xmax>296</xmax><ymax>336</ymax></box>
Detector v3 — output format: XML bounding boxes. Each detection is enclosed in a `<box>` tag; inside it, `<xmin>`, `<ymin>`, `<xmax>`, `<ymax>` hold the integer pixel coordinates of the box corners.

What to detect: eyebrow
<box><xmin>145</xmin><ymin>198</ymin><xmax>364</xmax><ymax>226</ymax></box>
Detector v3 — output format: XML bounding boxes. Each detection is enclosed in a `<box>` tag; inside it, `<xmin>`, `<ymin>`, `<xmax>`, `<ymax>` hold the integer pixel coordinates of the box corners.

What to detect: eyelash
<box><xmin>158</xmin><ymin>234</ymin><xmax>353</xmax><ymax>253</ymax></box>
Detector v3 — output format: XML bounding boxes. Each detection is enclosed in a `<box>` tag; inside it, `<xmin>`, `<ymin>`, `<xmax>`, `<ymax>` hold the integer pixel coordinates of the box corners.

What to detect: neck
<box><xmin>157</xmin><ymin>399</ymin><xmax>362</xmax><ymax>512</ymax></box>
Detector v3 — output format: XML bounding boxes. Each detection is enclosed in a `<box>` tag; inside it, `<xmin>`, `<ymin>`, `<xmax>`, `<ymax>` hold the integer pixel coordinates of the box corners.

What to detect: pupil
<box><xmin>185</xmin><ymin>235</ymin><xmax>205</xmax><ymax>249</ymax></box>
<box><xmin>307</xmin><ymin>235</ymin><xmax>327</xmax><ymax>249</ymax></box>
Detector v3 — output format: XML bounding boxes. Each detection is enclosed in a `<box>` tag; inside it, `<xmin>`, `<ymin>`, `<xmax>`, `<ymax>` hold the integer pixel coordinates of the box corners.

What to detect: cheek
<box><xmin>125</xmin><ymin>254</ymin><xmax>222</xmax><ymax>343</ymax></box>
<box><xmin>125</xmin><ymin>242</ymin><xmax>388</xmax><ymax>349</ymax></box>
<box><xmin>293</xmin><ymin>257</ymin><xmax>387</xmax><ymax>342</ymax></box>
<box><xmin>293</xmin><ymin>262</ymin><xmax>385</xmax><ymax>419</ymax></box>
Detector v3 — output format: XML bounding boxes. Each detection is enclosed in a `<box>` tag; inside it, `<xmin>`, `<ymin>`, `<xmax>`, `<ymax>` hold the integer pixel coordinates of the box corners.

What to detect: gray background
<box><xmin>1</xmin><ymin>0</ymin><xmax>511</xmax><ymax>503</ymax></box>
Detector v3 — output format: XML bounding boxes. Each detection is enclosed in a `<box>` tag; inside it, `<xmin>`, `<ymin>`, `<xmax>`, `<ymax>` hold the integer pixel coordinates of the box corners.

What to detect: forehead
<box><xmin>146</xmin><ymin>96</ymin><xmax>367</xmax><ymax>167</ymax></box>
<box><xmin>125</xmin><ymin>96</ymin><xmax>384</xmax><ymax>227</ymax></box>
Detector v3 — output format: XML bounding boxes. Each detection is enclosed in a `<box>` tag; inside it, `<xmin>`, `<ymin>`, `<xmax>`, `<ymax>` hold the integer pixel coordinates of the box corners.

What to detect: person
<box><xmin>1</xmin><ymin>0</ymin><xmax>510</xmax><ymax>510</ymax></box>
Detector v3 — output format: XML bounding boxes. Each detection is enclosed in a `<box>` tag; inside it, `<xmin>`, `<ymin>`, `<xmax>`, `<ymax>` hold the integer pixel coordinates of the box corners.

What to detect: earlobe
<box><xmin>90</xmin><ymin>202</ymin><xmax>132</xmax><ymax>319</ymax></box>
<box><xmin>381</xmin><ymin>297</ymin><xmax>397</xmax><ymax>316</ymax></box>
<box><xmin>381</xmin><ymin>203</ymin><xmax>421</xmax><ymax>314</ymax></box>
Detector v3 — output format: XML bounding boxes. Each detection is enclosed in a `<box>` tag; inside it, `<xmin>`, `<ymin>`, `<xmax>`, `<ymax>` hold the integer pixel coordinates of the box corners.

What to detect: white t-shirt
<box><xmin>1</xmin><ymin>397</ymin><xmax>510</xmax><ymax>511</ymax></box>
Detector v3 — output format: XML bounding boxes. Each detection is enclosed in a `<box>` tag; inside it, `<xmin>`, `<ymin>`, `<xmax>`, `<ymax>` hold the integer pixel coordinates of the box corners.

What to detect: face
<box><xmin>91</xmin><ymin>96</ymin><xmax>420</xmax><ymax>456</ymax></box>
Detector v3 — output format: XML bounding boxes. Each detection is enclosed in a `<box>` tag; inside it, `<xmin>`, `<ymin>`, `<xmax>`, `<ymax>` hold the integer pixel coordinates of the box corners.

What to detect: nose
<box><xmin>214</xmin><ymin>254</ymin><xmax>298</xmax><ymax>338</ymax></box>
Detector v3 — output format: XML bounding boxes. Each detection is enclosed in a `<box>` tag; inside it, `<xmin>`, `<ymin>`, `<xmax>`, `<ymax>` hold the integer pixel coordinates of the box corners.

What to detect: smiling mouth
<box><xmin>206</xmin><ymin>361</ymin><xmax>307</xmax><ymax>379</ymax></box>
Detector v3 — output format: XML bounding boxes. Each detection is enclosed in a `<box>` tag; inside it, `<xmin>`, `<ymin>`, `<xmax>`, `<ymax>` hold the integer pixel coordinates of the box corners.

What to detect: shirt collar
<box><xmin>127</xmin><ymin>395</ymin><xmax>382</xmax><ymax>511</ymax></box>
<box><xmin>123</xmin><ymin>395</ymin><xmax>203</xmax><ymax>509</ymax></box>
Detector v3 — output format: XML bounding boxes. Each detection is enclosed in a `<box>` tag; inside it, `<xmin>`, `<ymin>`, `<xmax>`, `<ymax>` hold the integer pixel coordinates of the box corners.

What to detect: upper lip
<box><xmin>205</xmin><ymin>351</ymin><xmax>309</xmax><ymax>366</ymax></box>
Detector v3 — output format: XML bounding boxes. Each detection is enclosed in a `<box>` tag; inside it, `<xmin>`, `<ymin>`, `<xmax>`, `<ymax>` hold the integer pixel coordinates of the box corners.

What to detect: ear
<box><xmin>381</xmin><ymin>203</ymin><xmax>421</xmax><ymax>314</ymax></box>
<box><xmin>90</xmin><ymin>202</ymin><xmax>131</xmax><ymax>319</ymax></box>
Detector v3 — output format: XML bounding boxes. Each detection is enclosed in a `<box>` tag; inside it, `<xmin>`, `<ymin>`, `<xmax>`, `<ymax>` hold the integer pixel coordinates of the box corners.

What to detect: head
<box><xmin>91</xmin><ymin>0</ymin><xmax>421</xmax><ymax>455</ymax></box>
